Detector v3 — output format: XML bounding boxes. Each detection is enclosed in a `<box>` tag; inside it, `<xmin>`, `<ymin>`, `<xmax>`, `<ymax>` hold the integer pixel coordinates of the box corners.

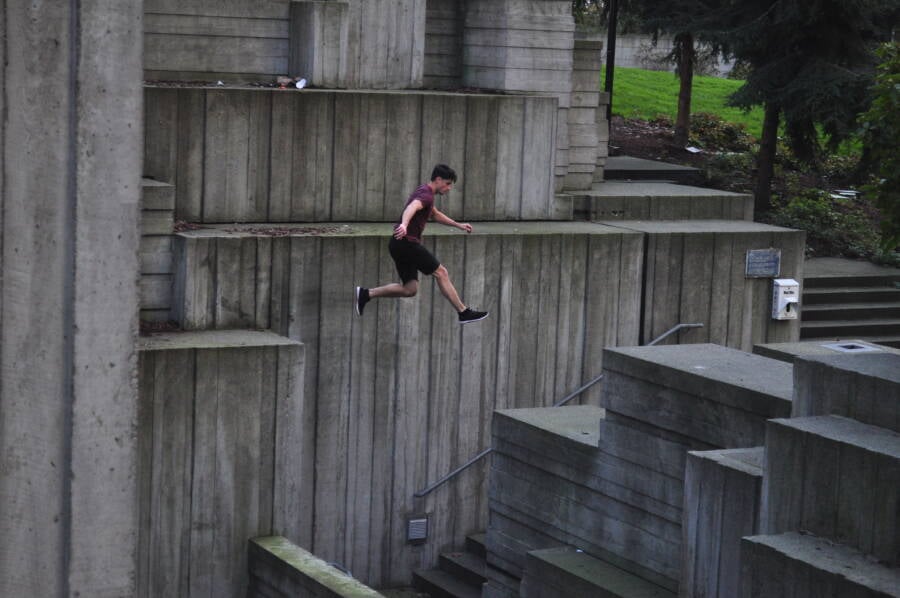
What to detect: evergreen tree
<box><xmin>720</xmin><ymin>0</ymin><xmax>893</xmax><ymax>213</ymax></box>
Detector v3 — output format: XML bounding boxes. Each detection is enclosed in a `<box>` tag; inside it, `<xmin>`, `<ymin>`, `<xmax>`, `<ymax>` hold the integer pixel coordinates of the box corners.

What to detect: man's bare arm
<box><xmin>432</xmin><ymin>207</ymin><xmax>473</xmax><ymax>233</ymax></box>
<box><xmin>394</xmin><ymin>199</ymin><xmax>424</xmax><ymax>239</ymax></box>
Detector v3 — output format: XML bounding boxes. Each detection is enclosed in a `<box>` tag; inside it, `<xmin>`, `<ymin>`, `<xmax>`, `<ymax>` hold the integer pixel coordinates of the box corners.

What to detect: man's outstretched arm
<box><xmin>431</xmin><ymin>207</ymin><xmax>472</xmax><ymax>233</ymax></box>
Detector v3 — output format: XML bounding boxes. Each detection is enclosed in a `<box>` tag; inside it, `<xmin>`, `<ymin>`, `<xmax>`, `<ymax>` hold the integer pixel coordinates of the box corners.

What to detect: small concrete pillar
<box><xmin>565</xmin><ymin>36</ymin><xmax>603</xmax><ymax>190</ymax></box>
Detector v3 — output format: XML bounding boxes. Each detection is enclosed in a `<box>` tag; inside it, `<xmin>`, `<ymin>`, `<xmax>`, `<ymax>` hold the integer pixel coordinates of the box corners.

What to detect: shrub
<box><xmin>688</xmin><ymin>112</ymin><xmax>755</xmax><ymax>152</ymax></box>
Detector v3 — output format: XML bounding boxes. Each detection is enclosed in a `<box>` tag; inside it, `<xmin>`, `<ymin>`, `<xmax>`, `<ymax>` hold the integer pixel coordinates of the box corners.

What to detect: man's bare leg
<box><xmin>432</xmin><ymin>265</ymin><xmax>465</xmax><ymax>312</ymax></box>
<box><xmin>369</xmin><ymin>280</ymin><xmax>418</xmax><ymax>298</ymax></box>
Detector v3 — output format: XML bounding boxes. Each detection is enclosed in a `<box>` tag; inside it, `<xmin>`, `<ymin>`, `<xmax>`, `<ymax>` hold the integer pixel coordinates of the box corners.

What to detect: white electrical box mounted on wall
<box><xmin>772</xmin><ymin>278</ymin><xmax>800</xmax><ymax>320</ymax></box>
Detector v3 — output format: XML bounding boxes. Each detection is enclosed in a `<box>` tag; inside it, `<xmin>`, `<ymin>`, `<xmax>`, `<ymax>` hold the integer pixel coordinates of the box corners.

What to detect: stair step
<box><xmin>803</xmin><ymin>286</ymin><xmax>900</xmax><ymax>305</ymax></box>
<box><xmin>439</xmin><ymin>551</ymin><xmax>487</xmax><ymax>587</ymax></box>
<box><xmin>801</xmin><ymin>302</ymin><xmax>900</xmax><ymax>320</ymax></box>
<box><xmin>794</xmin><ymin>334</ymin><xmax>900</xmax><ymax>349</ymax></box>
<box><xmin>800</xmin><ymin>318</ymin><xmax>900</xmax><ymax>338</ymax></box>
<box><xmin>742</xmin><ymin>532</ymin><xmax>900</xmax><ymax>597</ymax></box>
<box><xmin>804</xmin><ymin>275</ymin><xmax>900</xmax><ymax>289</ymax></box>
<box><xmin>465</xmin><ymin>533</ymin><xmax>487</xmax><ymax>558</ymax></box>
<box><xmin>413</xmin><ymin>568</ymin><xmax>482</xmax><ymax>598</ymax></box>
<box><xmin>764</xmin><ymin>415</ymin><xmax>900</xmax><ymax>564</ymax></box>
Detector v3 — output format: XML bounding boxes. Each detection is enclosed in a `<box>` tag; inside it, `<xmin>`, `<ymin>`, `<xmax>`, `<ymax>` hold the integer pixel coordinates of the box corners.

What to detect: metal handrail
<box><xmin>412</xmin><ymin>322</ymin><xmax>704</xmax><ymax>498</ymax></box>
<box><xmin>413</xmin><ymin>373</ymin><xmax>605</xmax><ymax>498</ymax></box>
<box><xmin>647</xmin><ymin>322</ymin><xmax>704</xmax><ymax>346</ymax></box>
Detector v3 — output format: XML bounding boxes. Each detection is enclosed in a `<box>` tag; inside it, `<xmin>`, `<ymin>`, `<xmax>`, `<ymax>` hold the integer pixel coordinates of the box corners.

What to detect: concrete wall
<box><xmin>141</xmin><ymin>179</ymin><xmax>176</xmax><ymax>321</ymax></box>
<box><xmin>170</xmin><ymin>221</ymin><xmax>643</xmax><ymax>586</ymax></box>
<box><xmin>604</xmin><ymin>220</ymin><xmax>805</xmax><ymax>349</ymax></box>
<box><xmin>144</xmin><ymin>87</ymin><xmax>562</xmax><ymax>223</ymax></box>
<box><xmin>144</xmin><ymin>0</ymin><xmax>292</xmax><ymax>82</ymax></box>
<box><xmin>137</xmin><ymin>332</ymin><xmax>306</xmax><ymax>597</ymax></box>
<box><xmin>600</xmin><ymin>33</ymin><xmax>736</xmax><ymax>78</ymax></box>
<box><xmin>144</xmin><ymin>0</ymin><xmax>426</xmax><ymax>88</ymax></box>
<box><xmin>0</xmin><ymin>1</ymin><xmax>143</xmax><ymax>595</ymax></box>
<box><xmin>424</xmin><ymin>0</ymin><xmax>464</xmax><ymax>89</ymax></box>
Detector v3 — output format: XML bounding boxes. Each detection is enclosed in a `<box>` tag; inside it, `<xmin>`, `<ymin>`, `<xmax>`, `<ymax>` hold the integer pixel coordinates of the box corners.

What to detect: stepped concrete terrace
<box><xmin>604</xmin><ymin>155</ymin><xmax>703</xmax><ymax>184</ymax></box>
<box><xmin>484</xmin><ymin>344</ymin><xmax>793</xmax><ymax>595</ymax></box>
<box><xmin>172</xmin><ymin>220</ymin><xmax>642</xmax><ymax>588</ymax></box>
<box><xmin>569</xmin><ymin>180</ymin><xmax>753</xmax><ymax>221</ymax></box>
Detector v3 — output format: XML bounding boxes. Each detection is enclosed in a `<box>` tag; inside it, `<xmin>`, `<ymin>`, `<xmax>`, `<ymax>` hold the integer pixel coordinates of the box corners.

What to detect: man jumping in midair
<box><xmin>355</xmin><ymin>164</ymin><xmax>488</xmax><ymax>324</ymax></box>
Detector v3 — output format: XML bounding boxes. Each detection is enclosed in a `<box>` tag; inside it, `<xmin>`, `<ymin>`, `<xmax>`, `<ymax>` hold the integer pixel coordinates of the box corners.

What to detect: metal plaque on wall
<box><xmin>745</xmin><ymin>248</ymin><xmax>781</xmax><ymax>278</ymax></box>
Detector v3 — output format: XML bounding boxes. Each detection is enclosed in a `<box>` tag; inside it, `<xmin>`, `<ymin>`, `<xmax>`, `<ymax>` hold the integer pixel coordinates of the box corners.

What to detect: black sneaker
<box><xmin>458</xmin><ymin>308</ymin><xmax>488</xmax><ymax>324</ymax></box>
<box><xmin>355</xmin><ymin>286</ymin><xmax>370</xmax><ymax>316</ymax></box>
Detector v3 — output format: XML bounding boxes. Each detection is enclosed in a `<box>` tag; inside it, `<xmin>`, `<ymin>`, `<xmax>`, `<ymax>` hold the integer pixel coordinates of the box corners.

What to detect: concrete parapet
<box><xmin>144</xmin><ymin>86</ymin><xmax>561</xmax><ymax>222</ymax></box>
<box><xmin>521</xmin><ymin>547</ymin><xmax>675</xmax><ymax>598</ymax></box>
<box><xmin>137</xmin><ymin>331</ymin><xmax>306</xmax><ymax>596</ymax></box>
<box><xmin>682</xmin><ymin>448</ymin><xmax>763</xmax><ymax>598</ymax></box>
<box><xmin>792</xmin><ymin>352</ymin><xmax>900</xmax><ymax>433</ymax></box>
<box><xmin>740</xmin><ymin>532</ymin><xmax>900</xmax><ymax>598</ymax></box>
<box><xmin>603</xmin><ymin>220</ymin><xmax>805</xmax><ymax>349</ymax></box>
<box><xmin>762</xmin><ymin>415</ymin><xmax>900</xmax><ymax>565</ymax></box>
<box><xmin>290</xmin><ymin>1</ymin><xmax>350</xmax><ymax>89</ymax></box>
<box><xmin>248</xmin><ymin>536</ymin><xmax>385</xmax><ymax>597</ymax></box>
<box><xmin>602</xmin><ymin>344</ymin><xmax>793</xmax><ymax>449</ymax></box>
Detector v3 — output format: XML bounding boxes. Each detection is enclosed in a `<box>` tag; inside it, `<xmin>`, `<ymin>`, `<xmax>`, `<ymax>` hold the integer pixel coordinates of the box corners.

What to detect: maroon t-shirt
<box><xmin>397</xmin><ymin>184</ymin><xmax>434</xmax><ymax>243</ymax></box>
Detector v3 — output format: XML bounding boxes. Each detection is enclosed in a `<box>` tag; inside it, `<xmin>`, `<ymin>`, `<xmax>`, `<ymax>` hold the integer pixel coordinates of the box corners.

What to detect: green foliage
<box><xmin>769</xmin><ymin>189</ymin><xmax>895</xmax><ymax>263</ymax></box>
<box><xmin>688</xmin><ymin>113</ymin><xmax>755</xmax><ymax>151</ymax></box>
<box><xmin>859</xmin><ymin>42</ymin><xmax>900</xmax><ymax>252</ymax></box>
<box><xmin>605</xmin><ymin>66</ymin><xmax>764</xmax><ymax>135</ymax></box>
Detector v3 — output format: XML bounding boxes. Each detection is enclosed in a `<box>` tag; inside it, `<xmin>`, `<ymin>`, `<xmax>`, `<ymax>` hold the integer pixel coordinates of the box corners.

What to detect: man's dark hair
<box><xmin>431</xmin><ymin>164</ymin><xmax>457</xmax><ymax>183</ymax></box>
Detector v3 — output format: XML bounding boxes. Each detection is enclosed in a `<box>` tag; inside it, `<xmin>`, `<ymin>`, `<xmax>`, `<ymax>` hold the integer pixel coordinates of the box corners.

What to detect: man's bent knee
<box><xmin>403</xmin><ymin>281</ymin><xmax>418</xmax><ymax>297</ymax></box>
<box><xmin>432</xmin><ymin>265</ymin><xmax>449</xmax><ymax>280</ymax></box>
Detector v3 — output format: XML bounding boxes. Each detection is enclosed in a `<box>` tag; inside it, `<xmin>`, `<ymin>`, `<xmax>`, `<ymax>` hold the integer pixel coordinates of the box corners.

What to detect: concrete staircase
<box><xmin>412</xmin><ymin>534</ymin><xmax>487</xmax><ymax>598</ymax></box>
<box><xmin>801</xmin><ymin>257</ymin><xmax>900</xmax><ymax>348</ymax></box>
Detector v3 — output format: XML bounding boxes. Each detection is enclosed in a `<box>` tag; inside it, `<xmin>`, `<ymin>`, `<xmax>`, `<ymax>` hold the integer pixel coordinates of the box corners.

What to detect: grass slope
<box><xmin>604</xmin><ymin>66</ymin><xmax>764</xmax><ymax>137</ymax></box>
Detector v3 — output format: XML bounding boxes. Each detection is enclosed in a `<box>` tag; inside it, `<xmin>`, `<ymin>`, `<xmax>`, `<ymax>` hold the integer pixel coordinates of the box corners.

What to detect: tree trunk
<box><xmin>755</xmin><ymin>102</ymin><xmax>780</xmax><ymax>215</ymax></box>
<box><xmin>673</xmin><ymin>32</ymin><xmax>695</xmax><ymax>147</ymax></box>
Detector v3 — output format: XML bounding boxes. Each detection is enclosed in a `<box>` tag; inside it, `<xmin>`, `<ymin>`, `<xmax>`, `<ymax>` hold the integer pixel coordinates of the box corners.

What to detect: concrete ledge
<box><xmin>602</xmin><ymin>345</ymin><xmax>792</xmax><ymax>448</ymax></box>
<box><xmin>572</xmin><ymin>181</ymin><xmax>752</xmax><ymax>221</ymax></box>
<box><xmin>792</xmin><ymin>352</ymin><xmax>900</xmax><ymax>433</ymax></box>
<box><xmin>740</xmin><ymin>532</ymin><xmax>900</xmax><ymax>598</ymax></box>
<box><xmin>753</xmin><ymin>339</ymin><xmax>899</xmax><ymax>363</ymax></box>
<box><xmin>682</xmin><ymin>448</ymin><xmax>763</xmax><ymax>598</ymax></box>
<box><xmin>521</xmin><ymin>547</ymin><xmax>675</xmax><ymax>598</ymax></box>
<box><xmin>763</xmin><ymin>415</ymin><xmax>900</xmax><ymax>565</ymax></box>
<box><xmin>248</xmin><ymin>537</ymin><xmax>384</xmax><ymax>598</ymax></box>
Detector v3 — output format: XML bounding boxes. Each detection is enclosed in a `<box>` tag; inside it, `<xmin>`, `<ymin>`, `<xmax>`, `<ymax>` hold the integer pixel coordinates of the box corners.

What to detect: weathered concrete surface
<box><xmin>520</xmin><ymin>547</ymin><xmax>675</xmax><ymax>598</ymax></box>
<box><xmin>141</xmin><ymin>178</ymin><xmax>176</xmax><ymax>321</ymax></box>
<box><xmin>171</xmin><ymin>221</ymin><xmax>642</xmax><ymax>586</ymax></box>
<box><xmin>249</xmin><ymin>536</ymin><xmax>386</xmax><ymax>598</ymax></box>
<box><xmin>144</xmin><ymin>87</ymin><xmax>561</xmax><ymax>222</ymax></box>
<box><xmin>572</xmin><ymin>181</ymin><xmax>753</xmax><ymax>222</ymax></box>
<box><xmin>603</xmin><ymin>220</ymin><xmax>805</xmax><ymax>349</ymax></box>
<box><xmin>424</xmin><ymin>0</ymin><xmax>464</xmax><ymax>88</ymax></box>
<box><xmin>0</xmin><ymin>1</ymin><xmax>143</xmax><ymax>596</ymax></box>
<box><xmin>138</xmin><ymin>332</ymin><xmax>306</xmax><ymax>597</ymax></box>
<box><xmin>753</xmin><ymin>339</ymin><xmax>899</xmax><ymax>362</ymax></box>
<box><xmin>762</xmin><ymin>415</ymin><xmax>900</xmax><ymax>565</ymax></box>
<box><xmin>144</xmin><ymin>0</ymin><xmax>291</xmax><ymax>81</ymax></box>
<box><xmin>682</xmin><ymin>448</ymin><xmax>763</xmax><ymax>598</ymax></box>
<box><xmin>602</xmin><ymin>345</ymin><xmax>793</xmax><ymax>448</ymax></box>
<box><xmin>740</xmin><ymin>532</ymin><xmax>900</xmax><ymax>598</ymax></box>
<box><xmin>792</xmin><ymin>352</ymin><xmax>900</xmax><ymax>433</ymax></box>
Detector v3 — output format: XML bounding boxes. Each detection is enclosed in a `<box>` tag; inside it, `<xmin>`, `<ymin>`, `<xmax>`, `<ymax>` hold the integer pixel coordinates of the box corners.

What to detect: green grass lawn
<box><xmin>604</xmin><ymin>66</ymin><xmax>765</xmax><ymax>138</ymax></box>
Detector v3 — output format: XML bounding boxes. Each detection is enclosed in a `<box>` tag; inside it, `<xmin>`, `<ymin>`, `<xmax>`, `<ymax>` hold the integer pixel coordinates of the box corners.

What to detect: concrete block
<box><xmin>602</xmin><ymin>344</ymin><xmax>793</xmax><ymax>448</ymax></box>
<box><xmin>248</xmin><ymin>537</ymin><xmax>385</xmax><ymax>598</ymax></box>
<box><xmin>521</xmin><ymin>547</ymin><xmax>675</xmax><ymax>598</ymax></box>
<box><xmin>682</xmin><ymin>448</ymin><xmax>764</xmax><ymax>598</ymax></box>
<box><xmin>289</xmin><ymin>1</ymin><xmax>350</xmax><ymax>89</ymax></box>
<box><xmin>753</xmin><ymin>339</ymin><xmax>899</xmax><ymax>363</ymax></box>
<box><xmin>792</xmin><ymin>352</ymin><xmax>900</xmax><ymax>433</ymax></box>
<box><xmin>740</xmin><ymin>532</ymin><xmax>900</xmax><ymax>598</ymax></box>
<box><xmin>762</xmin><ymin>415</ymin><xmax>900</xmax><ymax>565</ymax></box>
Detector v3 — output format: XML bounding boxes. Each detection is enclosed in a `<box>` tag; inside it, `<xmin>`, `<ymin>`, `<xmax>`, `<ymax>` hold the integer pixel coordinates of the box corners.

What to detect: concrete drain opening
<box><xmin>820</xmin><ymin>342</ymin><xmax>884</xmax><ymax>354</ymax></box>
<box><xmin>407</xmin><ymin>516</ymin><xmax>428</xmax><ymax>545</ymax></box>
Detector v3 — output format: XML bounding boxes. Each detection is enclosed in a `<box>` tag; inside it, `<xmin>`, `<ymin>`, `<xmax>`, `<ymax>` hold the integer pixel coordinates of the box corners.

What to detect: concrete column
<box><xmin>462</xmin><ymin>0</ymin><xmax>574</xmax><ymax>192</ymax></box>
<box><xmin>0</xmin><ymin>0</ymin><xmax>143</xmax><ymax>595</ymax></box>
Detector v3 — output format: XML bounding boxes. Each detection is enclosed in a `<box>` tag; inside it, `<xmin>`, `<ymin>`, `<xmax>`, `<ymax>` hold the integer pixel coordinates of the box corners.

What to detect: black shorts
<box><xmin>389</xmin><ymin>237</ymin><xmax>440</xmax><ymax>283</ymax></box>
